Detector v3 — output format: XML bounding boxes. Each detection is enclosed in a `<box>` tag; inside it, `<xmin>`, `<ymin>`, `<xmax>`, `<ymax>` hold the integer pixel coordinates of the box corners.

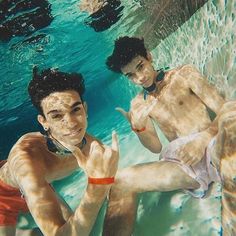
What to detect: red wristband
<box><xmin>88</xmin><ymin>177</ymin><xmax>115</xmax><ymax>185</ymax></box>
<box><xmin>132</xmin><ymin>126</ymin><xmax>146</xmax><ymax>133</ymax></box>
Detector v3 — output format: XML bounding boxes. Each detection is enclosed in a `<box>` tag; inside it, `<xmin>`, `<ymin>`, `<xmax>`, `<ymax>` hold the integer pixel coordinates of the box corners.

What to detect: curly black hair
<box><xmin>28</xmin><ymin>67</ymin><xmax>85</xmax><ymax>115</ymax></box>
<box><xmin>106</xmin><ymin>36</ymin><xmax>148</xmax><ymax>73</ymax></box>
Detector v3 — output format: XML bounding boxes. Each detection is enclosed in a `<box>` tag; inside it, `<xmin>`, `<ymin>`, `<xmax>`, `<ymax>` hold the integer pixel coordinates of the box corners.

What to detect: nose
<box><xmin>63</xmin><ymin>114</ymin><xmax>79</xmax><ymax>129</ymax></box>
<box><xmin>135</xmin><ymin>72</ymin><xmax>145</xmax><ymax>84</ymax></box>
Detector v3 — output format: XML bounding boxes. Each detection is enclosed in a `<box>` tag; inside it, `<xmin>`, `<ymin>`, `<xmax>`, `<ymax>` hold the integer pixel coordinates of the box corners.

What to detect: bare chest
<box><xmin>147</xmin><ymin>81</ymin><xmax>211</xmax><ymax>138</ymax></box>
<box><xmin>44</xmin><ymin>153</ymin><xmax>79</xmax><ymax>182</ymax></box>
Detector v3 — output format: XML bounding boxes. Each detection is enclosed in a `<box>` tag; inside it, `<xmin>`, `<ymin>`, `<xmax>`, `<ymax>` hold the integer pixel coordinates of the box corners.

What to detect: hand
<box><xmin>116</xmin><ymin>103</ymin><xmax>151</xmax><ymax>130</ymax></box>
<box><xmin>176</xmin><ymin>136</ymin><xmax>207</xmax><ymax>166</ymax></box>
<box><xmin>67</xmin><ymin>132</ymin><xmax>119</xmax><ymax>178</ymax></box>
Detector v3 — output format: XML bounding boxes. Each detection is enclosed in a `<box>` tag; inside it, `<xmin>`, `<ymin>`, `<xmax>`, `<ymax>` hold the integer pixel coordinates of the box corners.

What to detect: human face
<box><xmin>38</xmin><ymin>90</ymin><xmax>87</xmax><ymax>147</ymax></box>
<box><xmin>121</xmin><ymin>55</ymin><xmax>157</xmax><ymax>88</ymax></box>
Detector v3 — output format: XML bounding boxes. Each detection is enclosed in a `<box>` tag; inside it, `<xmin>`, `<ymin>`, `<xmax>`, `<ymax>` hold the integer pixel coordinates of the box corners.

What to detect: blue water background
<box><xmin>0</xmin><ymin>0</ymin><xmax>236</xmax><ymax>235</ymax></box>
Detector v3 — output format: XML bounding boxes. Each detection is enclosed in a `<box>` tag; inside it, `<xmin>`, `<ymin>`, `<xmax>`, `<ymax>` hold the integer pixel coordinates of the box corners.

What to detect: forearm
<box><xmin>203</xmin><ymin>100</ymin><xmax>233</xmax><ymax>138</ymax></box>
<box><xmin>203</xmin><ymin>117</ymin><xmax>219</xmax><ymax>138</ymax></box>
<box><xmin>56</xmin><ymin>184</ymin><xmax>110</xmax><ymax>236</ymax></box>
<box><xmin>137</xmin><ymin>131</ymin><xmax>162</xmax><ymax>153</ymax></box>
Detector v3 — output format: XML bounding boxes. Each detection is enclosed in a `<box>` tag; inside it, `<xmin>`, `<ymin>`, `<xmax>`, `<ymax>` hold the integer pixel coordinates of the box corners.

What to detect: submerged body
<box><xmin>0</xmin><ymin>132</ymin><xmax>78</xmax><ymax>234</ymax></box>
<box><xmin>126</xmin><ymin>63</ymin><xmax>223</xmax><ymax>149</ymax></box>
<box><xmin>103</xmin><ymin>37</ymin><xmax>235</xmax><ymax>235</ymax></box>
<box><xmin>211</xmin><ymin>103</ymin><xmax>236</xmax><ymax>236</ymax></box>
<box><xmin>0</xmin><ymin>70</ymin><xmax>119</xmax><ymax>236</ymax></box>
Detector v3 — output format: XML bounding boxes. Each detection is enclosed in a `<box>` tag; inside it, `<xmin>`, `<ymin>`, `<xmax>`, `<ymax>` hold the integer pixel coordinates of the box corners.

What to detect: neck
<box><xmin>143</xmin><ymin>70</ymin><xmax>165</xmax><ymax>93</ymax></box>
<box><xmin>46</xmin><ymin>133</ymin><xmax>87</xmax><ymax>155</ymax></box>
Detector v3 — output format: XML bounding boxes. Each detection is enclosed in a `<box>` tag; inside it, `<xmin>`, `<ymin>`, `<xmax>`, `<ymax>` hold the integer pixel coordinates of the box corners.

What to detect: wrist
<box><xmin>86</xmin><ymin>183</ymin><xmax>111</xmax><ymax>202</ymax></box>
<box><xmin>131</xmin><ymin>126</ymin><xmax>146</xmax><ymax>133</ymax></box>
<box><xmin>88</xmin><ymin>176</ymin><xmax>115</xmax><ymax>185</ymax></box>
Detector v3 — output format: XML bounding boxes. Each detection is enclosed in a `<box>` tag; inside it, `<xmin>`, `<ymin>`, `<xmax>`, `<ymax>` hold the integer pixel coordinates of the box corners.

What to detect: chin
<box><xmin>146</xmin><ymin>79</ymin><xmax>155</xmax><ymax>87</ymax></box>
<box><xmin>70</xmin><ymin>138</ymin><xmax>84</xmax><ymax>146</ymax></box>
<box><xmin>144</xmin><ymin>82</ymin><xmax>153</xmax><ymax>88</ymax></box>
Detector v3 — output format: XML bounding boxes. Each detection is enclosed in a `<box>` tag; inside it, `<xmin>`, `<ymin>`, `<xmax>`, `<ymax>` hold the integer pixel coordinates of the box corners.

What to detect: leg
<box><xmin>0</xmin><ymin>224</ymin><xmax>42</xmax><ymax>236</ymax></box>
<box><xmin>103</xmin><ymin>161</ymin><xmax>199</xmax><ymax>236</ymax></box>
<box><xmin>0</xmin><ymin>226</ymin><xmax>16</xmax><ymax>236</ymax></box>
<box><xmin>16</xmin><ymin>228</ymin><xmax>43</xmax><ymax>236</ymax></box>
<box><xmin>213</xmin><ymin>108</ymin><xmax>236</xmax><ymax>235</ymax></box>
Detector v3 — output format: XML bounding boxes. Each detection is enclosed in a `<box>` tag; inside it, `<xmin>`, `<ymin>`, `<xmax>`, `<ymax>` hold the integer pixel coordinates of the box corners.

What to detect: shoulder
<box><xmin>166</xmin><ymin>65</ymin><xmax>205</xmax><ymax>85</ymax></box>
<box><xmin>176</xmin><ymin>64</ymin><xmax>202</xmax><ymax>76</ymax></box>
<box><xmin>13</xmin><ymin>132</ymin><xmax>46</xmax><ymax>153</ymax></box>
<box><xmin>8</xmin><ymin>132</ymin><xmax>47</xmax><ymax>169</ymax></box>
<box><xmin>6</xmin><ymin>133</ymin><xmax>48</xmax><ymax>186</ymax></box>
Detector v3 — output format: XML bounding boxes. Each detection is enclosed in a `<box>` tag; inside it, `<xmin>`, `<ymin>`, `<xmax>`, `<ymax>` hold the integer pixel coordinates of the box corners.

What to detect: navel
<box><xmin>179</xmin><ymin>101</ymin><xmax>184</xmax><ymax>105</ymax></box>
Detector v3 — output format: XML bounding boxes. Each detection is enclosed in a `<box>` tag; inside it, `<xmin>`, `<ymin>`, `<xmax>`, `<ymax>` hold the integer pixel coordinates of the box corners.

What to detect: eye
<box><xmin>137</xmin><ymin>63</ymin><xmax>144</xmax><ymax>71</ymax></box>
<box><xmin>72</xmin><ymin>106</ymin><xmax>81</xmax><ymax>112</ymax></box>
<box><xmin>127</xmin><ymin>73</ymin><xmax>134</xmax><ymax>80</ymax></box>
<box><xmin>51</xmin><ymin>114</ymin><xmax>63</xmax><ymax>120</ymax></box>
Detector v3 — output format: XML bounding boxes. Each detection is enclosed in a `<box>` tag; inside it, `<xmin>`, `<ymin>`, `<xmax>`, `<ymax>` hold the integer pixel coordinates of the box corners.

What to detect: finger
<box><xmin>111</xmin><ymin>131</ymin><xmax>119</xmax><ymax>152</ymax></box>
<box><xmin>181</xmin><ymin>154</ymin><xmax>190</xmax><ymax>163</ymax></box>
<box><xmin>90</xmin><ymin>141</ymin><xmax>104</xmax><ymax>156</ymax></box>
<box><xmin>185</xmin><ymin>159</ymin><xmax>194</xmax><ymax>166</ymax></box>
<box><xmin>103</xmin><ymin>146</ymin><xmax>112</xmax><ymax>159</ymax></box>
<box><xmin>136</xmin><ymin>106</ymin><xmax>150</xmax><ymax>117</ymax></box>
<box><xmin>115</xmin><ymin>107</ymin><xmax>129</xmax><ymax>120</ymax></box>
<box><xmin>176</xmin><ymin>150</ymin><xmax>184</xmax><ymax>160</ymax></box>
<box><xmin>71</xmin><ymin>146</ymin><xmax>86</xmax><ymax>166</ymax></box>
<box><xmin>190</xmin><ymin>160</ymin><xmax>197</xmax><ymax>166</ymax></box>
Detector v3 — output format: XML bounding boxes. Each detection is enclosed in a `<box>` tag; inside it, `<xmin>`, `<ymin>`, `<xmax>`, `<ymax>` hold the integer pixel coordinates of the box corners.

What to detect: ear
<box><xmin>147</xmin><ymin>52</ymin><xmax>152</xmax><ymax>62</ymax></box>
<box><xmin>37</xmin><ymin>115</ymin><xmax>48</xmax><ymax>130</ymax></box>
<box><xmin>83</xmin><ymin>101</ymin><xmax>88</xmax><ymax>114</ymax></box>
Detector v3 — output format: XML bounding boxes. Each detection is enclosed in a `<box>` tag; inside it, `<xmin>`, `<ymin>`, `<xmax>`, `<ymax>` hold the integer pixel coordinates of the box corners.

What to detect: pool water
<box><xmin>0</xmin><ymin>0</ymin><xmax>235</xmax><ymax>235</ymax></box>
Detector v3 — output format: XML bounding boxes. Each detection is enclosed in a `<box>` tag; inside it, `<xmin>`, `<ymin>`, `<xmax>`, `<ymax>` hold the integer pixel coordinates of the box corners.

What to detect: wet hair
<box><xmin>28</xmin><ymin>67</ymin><xmax>85</xmax><ymax>115</ymax></box>
<box><xmin>106</xmin><ymin>36</ymin><xmax>148</xmax><ymax>73</ymax></box>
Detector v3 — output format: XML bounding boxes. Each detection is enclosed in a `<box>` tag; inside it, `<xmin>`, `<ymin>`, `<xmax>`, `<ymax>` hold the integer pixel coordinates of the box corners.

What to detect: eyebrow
<box><xmin>71</xmin><ymin>101</ymin><xmax>82</xmax><ymax>108</ymax></box>
<box><xmin>124</xmin><ymin>60</ymin><xmax>143</xmax><ymax>76</ymax></box>
<box><xmin>136</xmin><ymin>61</ymin><xmax>143</xmax><ymax>69</ymax></box>
<box><xmin>125</xmin><ymin>72</ymin><xmax>132</xmax><ymax>77</ymax></box>
<box><xmin>47</xmin><ymin>101</ymin><xmax>82</xmax><ymax>115</ymax></box>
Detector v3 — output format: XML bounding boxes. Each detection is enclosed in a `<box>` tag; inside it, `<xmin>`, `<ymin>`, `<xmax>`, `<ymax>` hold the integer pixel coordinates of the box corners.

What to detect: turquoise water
<box><xmin>0</xmin><ymin>0</ymin><xmax>235</xmax><ymax>235</ymax></box>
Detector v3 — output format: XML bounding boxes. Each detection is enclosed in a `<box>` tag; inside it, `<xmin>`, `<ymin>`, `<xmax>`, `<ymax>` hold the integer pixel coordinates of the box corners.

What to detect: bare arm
<box><xmin>9</xmin><ymin>156</ymin><xmax>109</xmax><ymax>236</ymax></box>
<box><xmin>9</xmin><ymin>132</ymin><xmax>119</xmax><ymax>236</ymax></box>
<box><xmin>184</xmin><ymin>64</ymin><xmax>225</xmax><ymax>114</ymax></box>
<box><xmin>201</xmin><ymin>100</ymin><xmax>236</xmax><ymax>138</ymax></box>
<box><xmin>133</xmin><ymin>116</ymin><xmax>162</xmax><ymax>153</ymax></box>
<box><xmin>56</xmin><ymin>195</ymin><xmax>73</xmax><ymax>221</ymax></box>
<box><xmin>116</xmin><ymin>96</ymin><xmax>162</xmax><ymax>153</ymax></box>
<box><xmin>175</xmin><ymin>101</ymin><xmax>235</xmax><ymax>166</ymax></box>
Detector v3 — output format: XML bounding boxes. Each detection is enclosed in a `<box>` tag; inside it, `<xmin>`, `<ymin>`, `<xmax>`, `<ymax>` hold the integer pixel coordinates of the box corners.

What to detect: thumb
<box><xmin>71</xmin><ymin>146</ymin><xmax>86</xmax><ymax>168</ymax></box>
<box><xmin>111</xmin><ymin>131</ymin><xmax>119</xmax><ymax>153</ymax></box>
<box><xmin>115</xmin><ymin>107</ymin><xmax>130</xmax><ymax>120</ymax></box>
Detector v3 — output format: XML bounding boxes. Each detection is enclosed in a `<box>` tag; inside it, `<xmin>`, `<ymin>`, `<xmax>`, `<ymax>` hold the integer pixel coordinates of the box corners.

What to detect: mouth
<box><xmin>142</xmin><ymin>78</ymin><xmax>151</xmax><ymax>87</ymax></box>
<box><xmin>64</xmin><ymin>128</ymin><xmax>83</xmax><ymax>137</ymax></box>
